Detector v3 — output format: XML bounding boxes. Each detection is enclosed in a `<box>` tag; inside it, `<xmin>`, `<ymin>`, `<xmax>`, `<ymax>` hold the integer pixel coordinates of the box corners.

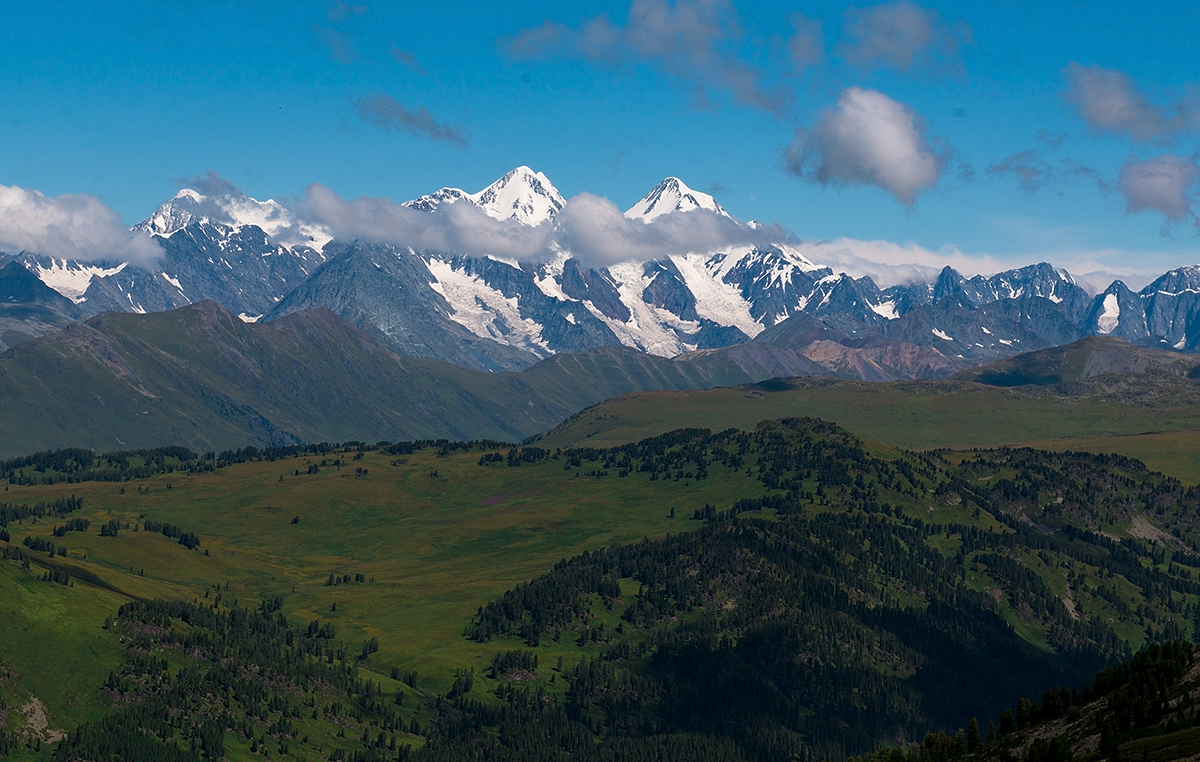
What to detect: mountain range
<box><xmin>5</xmin><ymin>166</ymin><xmax>1200</xmax><ymax>378</ymax></box>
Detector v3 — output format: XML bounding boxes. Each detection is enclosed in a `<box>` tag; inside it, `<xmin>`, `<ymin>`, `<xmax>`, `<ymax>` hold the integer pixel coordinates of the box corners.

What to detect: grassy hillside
<box><xmin>3</xmin><ymin>424</ymin><xmax>1200</xmax><ymax>758</ymax></box>
<box><xmin>538</xmin><ymin>375</ymin><xmax>1200</xmax><ymax>483</ymax></box>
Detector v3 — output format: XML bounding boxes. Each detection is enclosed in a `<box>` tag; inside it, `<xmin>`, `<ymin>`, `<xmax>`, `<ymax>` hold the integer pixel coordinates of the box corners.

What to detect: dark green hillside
<box><xmin>3</xmin><ymin>422</ymin><xmax>1200</xmax><ymax>759</ymax></box>
<box><xmin>413</xmin><ymin>425</ymin><xmax>1200</xmax><ymax>760</ymax></box>
<box><xmin>854</xmin><ymin>640</ymin><xmax>1200</xmax><ymax>762</ymax></box>
<box><xmin>0</xmin><ymin>301</ymin><xmax>828</xmax><ymax>458</ymax></box>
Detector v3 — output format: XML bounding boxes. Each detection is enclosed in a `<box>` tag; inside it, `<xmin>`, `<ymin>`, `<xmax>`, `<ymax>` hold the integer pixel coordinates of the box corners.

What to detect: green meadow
<box><xmin>0</xmin><ymin>446</ymin><xmax>767</xmax><ymax>741</ymax></box>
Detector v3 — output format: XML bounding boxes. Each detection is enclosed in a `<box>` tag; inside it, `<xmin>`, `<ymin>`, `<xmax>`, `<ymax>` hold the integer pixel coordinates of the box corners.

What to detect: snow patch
<box><xmin>238</xmin><ymin>313</ymin><xmax>262</xmax><ymax>323</ymax></box>
<box><xmin>426</xmin><ymin>258</ymin><xmax>550</xmax><ymax>354</ymax></box>
<box><xmin>600</xmin><ymin>261</ymin><xmax>702</xmax><ymax>356</ymax></box>
<box><xmin>160</xmin><ymin>273</ymin><xmax>184</xmax><ymax>291</ymax></box>
<box><xmin>932</xmin><ymin>328</ymin><xmax>953</xmax><ymax>341</ymax></box>
<box><xmin>30</xmin><ymin>260</ymin><xmax>127</xmax><ymax>302</ymax></box>
<box><xmin>869</xmin><ymin>300</ymin><xmax>898</xmax><ymax>320</ymax></box>
<box><xmin>670</xmin><ymin>250</ymin><xmax>763</xmax><ymax>338</ymax></box>
<box><xmin>1096</xmin><ymin>293</ymin><xmax>1120</xmax><ymax>335</ymax></box>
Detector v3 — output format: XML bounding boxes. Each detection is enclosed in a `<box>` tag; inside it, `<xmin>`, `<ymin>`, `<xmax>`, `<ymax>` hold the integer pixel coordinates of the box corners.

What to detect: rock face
<box><xmin>10</xmin><ymin>167</ymin><xmax>1200</xmax><ymax>380</ymax></box>
<box><xmin>266</xmin><ymin>241</ymin><xmax>539</xmax><ymax>372</ymax></box>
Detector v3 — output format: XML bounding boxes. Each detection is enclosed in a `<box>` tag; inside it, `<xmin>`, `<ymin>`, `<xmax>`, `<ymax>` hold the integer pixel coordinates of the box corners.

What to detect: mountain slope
<box><xmin>7</xmin><ymin>420</ymin><xmax>1200</xmax><ymax>760</ymax></box>
<box><xmin>0</xmin><ymin>261</ymin><xmax>83</xmax><ymax>350</ymax></box>
<box><xmin>0</xmin><ymin>302</ymin><xmax>840</xmax><ymax>457</ymax></box>
<box><xmin>857</xmin><ymin>641</ymin><xmax>1200</xmax><ymax>762</ymax></box>
<box><xmin>538</xmin><ymin>337</ymin><xmax>1200</xmax><ymax>457</ymax></box>
<box><xmin>265</xmin><ymin>240</ymin><xmax>542</xmax><ymax>371</ymax></box>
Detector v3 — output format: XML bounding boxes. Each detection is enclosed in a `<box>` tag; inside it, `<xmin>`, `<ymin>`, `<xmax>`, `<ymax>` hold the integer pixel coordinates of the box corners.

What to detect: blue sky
<box><xmin>2</xmin><ymin>0</ymin><xmax>1199</xmax><ymax>282</ymax></box>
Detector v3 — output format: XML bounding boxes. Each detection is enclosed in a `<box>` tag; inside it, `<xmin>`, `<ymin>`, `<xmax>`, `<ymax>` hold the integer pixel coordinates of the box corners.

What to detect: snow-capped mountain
<box><xmin>624</xmin><ymin>177</ymin><xmax>728</xmax><ymax>221</ymax></box>
<box><xmin>403</xmin><ymin>166</ymin><xmax>564</xmax><ymax>225</ymax></box>
<box><xmin>135</xmin><ymin>188</ymin><xmax>333</xmax><ymax>251</ymax></box>
<box><xmin>12</xmin><ymin>165</ymin><xmax>1200</xmax><ymax>380</ymax></box>
<box><xmin>22</xmin><ymin>187</ymin><xmax>329</xmax><ymax>320</ymax></box>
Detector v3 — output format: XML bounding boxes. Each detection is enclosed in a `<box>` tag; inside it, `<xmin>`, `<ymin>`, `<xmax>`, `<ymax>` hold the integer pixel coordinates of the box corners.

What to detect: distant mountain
<box><xmin>265</xmin><ymin>240</ymin><xmax>541</xmax><ymax>372</ymax></box>
<box><xmin>0</xmin><ymin>260</ymin><xmax>82</xmax><ymax>317</ymax></box>
<box><xmin>11</xmin><ymin>166</ymin><xmax>1200</xmax><ymax>378</ymax></box>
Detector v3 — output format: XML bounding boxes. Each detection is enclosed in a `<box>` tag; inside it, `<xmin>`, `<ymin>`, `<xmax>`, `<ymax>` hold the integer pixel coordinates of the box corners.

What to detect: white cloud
<box><xmin>555</xmin><ymin>192</ymin><xmax>789</xmax><ymax>267</ymax></box>
<box><xmin>305</xmin><ymin>183</ymin><xmax>543</xmax><ymax>257</ymax></box>
<box><xmin>0</xmin><ymin>184</ymin><xmax>161</xmax><ymax>265</ymax></box>
<box><xmin>305</xmin><ymin>185</ymin><xmax>789</xmax><ymax>267</ymax></box>
<box><xmin>838</xmin><ymin>1</ymin><xmax>970</xmax><ymax>72</ymax></box>
<box><xmin>795</xmin><ymin>237</ymin><xmax>1000</xmax><ymax>286</ymax></box>
<box><xmin>1063</xmin><ymin>63</ymin><xmax>1196</xmax><ymax>142</ymax></box>
<box><xmin>503</xmin><ymin>0</ymin><xmax>789</xmax><ymax>115</ymax></box>
<box><xmin>785</xmin><ymin>87</ymin><xmax>943</xmax><ymax>206</ymax></box>
<box><xmin>1117</xmin><ymin>153</ymin><xmax>1200</xmax><ymax>226</ymax></box>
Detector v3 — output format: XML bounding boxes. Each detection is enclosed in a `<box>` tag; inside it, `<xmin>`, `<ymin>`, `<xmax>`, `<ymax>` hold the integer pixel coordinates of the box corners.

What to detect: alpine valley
<box><xmin>7</xmin><ymin>166</ymin><xmax>1200</xmax><ymax>379</ymax></box>
<box><xmin>10</xmin><ymin>166</ymin><xmax>1200</xmax><ymax>762</ymax></box>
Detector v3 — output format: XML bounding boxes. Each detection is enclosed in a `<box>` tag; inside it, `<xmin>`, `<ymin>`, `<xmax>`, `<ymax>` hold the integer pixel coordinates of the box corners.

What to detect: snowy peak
<box><xmin>402</xmin><ymin>167</ymin><xmax>565</xmax><ymax>226</ymax></box>
<box><xmin>470</xmin><ymin>166</ymin><xmax>564</xmax><ymax>225</ymax></box>
<box><xmin>136</xmin><ymin>189</ymin><xmax>332</xmax><ymax>252</ymax></box>
<box><xmin>137</xmin><ymin>189</ymin><xmax>207</xmax><ymax>237</ymax></box>
<box><xmin>625</xmin><ymin>177</ymin><xmax>728</xmax><ymax>222</ymax></box>
<box><xmin>403</xmin><ymin>187</ymin><xmax>471</xmax><ymax>214</ymax></box>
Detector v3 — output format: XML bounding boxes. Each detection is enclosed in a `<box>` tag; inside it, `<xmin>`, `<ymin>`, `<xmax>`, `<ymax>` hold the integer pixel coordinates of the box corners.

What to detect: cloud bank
<box><xmin>305</xmin><ymin>184</ymin><xmax>791</xmax><ymax>267</ymax></box>
<box><xmin>785</xmin><ymin>87</ymin><xmax>943</xmax><ymax>206</ymax></box>
<box><xmin>0</xmin><ymin>185</ymin><xmax>161</xmax><ymax>265</ymax></box>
